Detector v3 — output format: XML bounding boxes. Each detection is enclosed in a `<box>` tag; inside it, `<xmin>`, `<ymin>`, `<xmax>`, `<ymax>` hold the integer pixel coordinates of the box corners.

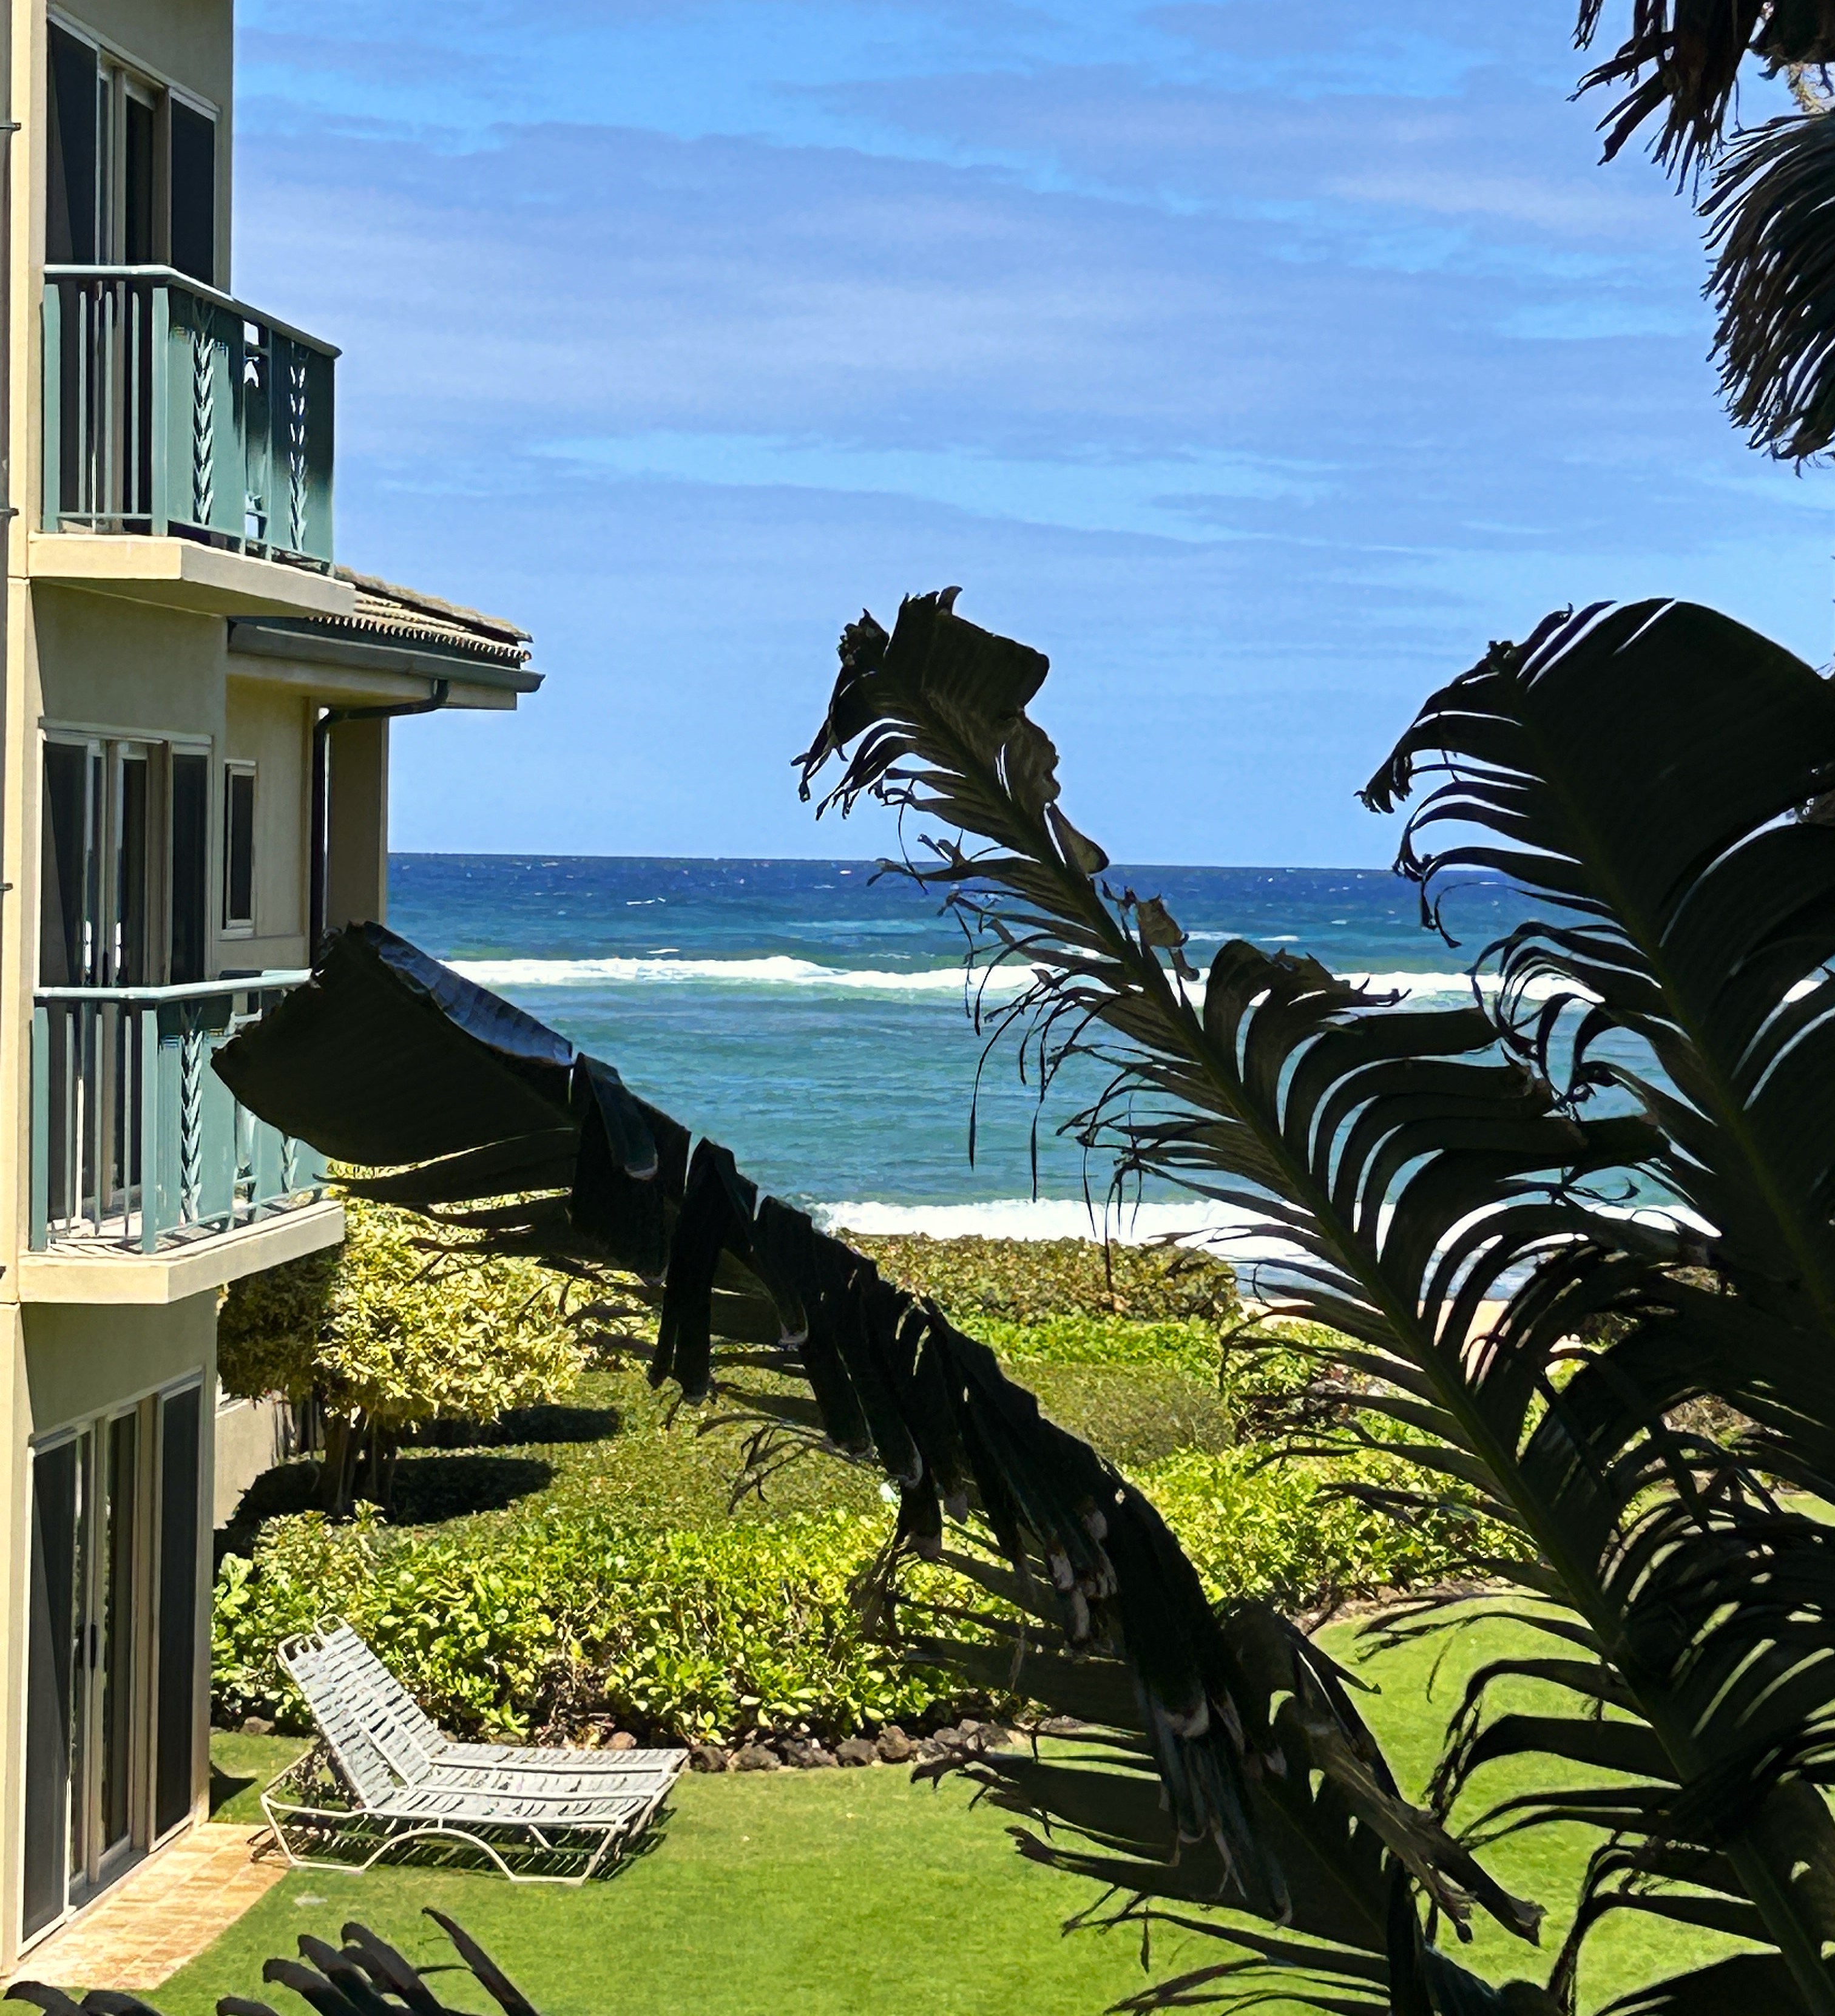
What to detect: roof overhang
<box><xmin>227</xmin><ymin>617</ymin><xmax>543</xmax><ymax>710</ymax></box>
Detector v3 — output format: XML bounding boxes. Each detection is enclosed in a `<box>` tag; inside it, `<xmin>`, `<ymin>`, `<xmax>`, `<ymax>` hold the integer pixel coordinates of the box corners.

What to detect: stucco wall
<box><xmin>225</xmin><ymin>677</ymin><xmax>312</xmax><ymax>969</ymax></box>
<box><xmin>22</xmin><ymin>1293</ymin><xmax>214</xmax><ymax>1436</ymax></box>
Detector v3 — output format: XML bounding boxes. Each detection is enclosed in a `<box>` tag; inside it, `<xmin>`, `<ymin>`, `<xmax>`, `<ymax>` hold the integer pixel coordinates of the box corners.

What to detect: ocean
<box><xmin>388</xmin><ymin>855</ymin><xmax>1536</xmax><ymax>1256</ymax></box>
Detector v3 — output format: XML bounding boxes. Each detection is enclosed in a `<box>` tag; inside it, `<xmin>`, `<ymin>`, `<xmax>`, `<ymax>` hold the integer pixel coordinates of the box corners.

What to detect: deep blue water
<box><xmin>388</xmin><ymin>856</ymin><xmax>1530</xmax><ymax>1240</ymax></box>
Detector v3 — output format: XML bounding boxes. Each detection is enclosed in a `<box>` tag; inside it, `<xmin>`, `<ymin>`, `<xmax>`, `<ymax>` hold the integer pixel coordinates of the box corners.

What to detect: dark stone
<box><xmin>734</xmin><ymin>1744</ymin><xmax>779</xmax><ymax>1772</ymax></box>
<box><xmin>689</xmin><ymin>1744</ymin><xmax>730</xmax><ymax>1774</ymax></box>
<box><xmin>834</xmin><ymin>1736</ymin><xmax>879</xmax><ymax>1767</ymax></box>
<box><xmin>876</xmin><ymin>1726</ymin><xmax>915</xmax><ymax>1764</ymax></box>
<box><xmin>240</xmin><ymin>1714</ymin><xmax>274</xmax><ymax>1737</ymax></box>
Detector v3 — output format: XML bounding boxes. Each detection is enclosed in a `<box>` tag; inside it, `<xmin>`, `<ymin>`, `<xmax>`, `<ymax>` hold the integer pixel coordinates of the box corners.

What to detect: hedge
<box><xmin>212</xmin><ymin>1235</ymin><xmax>1504</xmax><ymax>1744</ymax></box>
<box><xmin>212</xmin><ymin>1446</ymin><xmax>1498</xmax><ymax>1744</ymax></box>
<box><xmin>212</xmin><ymin>1504</ymin><xmax>964</xmax><ymax>1745</ymax></box>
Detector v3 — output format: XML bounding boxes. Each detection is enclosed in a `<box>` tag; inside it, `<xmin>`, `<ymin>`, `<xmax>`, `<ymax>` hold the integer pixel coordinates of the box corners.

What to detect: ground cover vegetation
<box><xmin>214</xmin><ymin>1230</ymin><xmax>1489</xmax><ymax>1749</ymax></box>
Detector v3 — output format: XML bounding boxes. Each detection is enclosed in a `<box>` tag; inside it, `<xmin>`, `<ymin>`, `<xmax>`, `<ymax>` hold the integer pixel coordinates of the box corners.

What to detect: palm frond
<box><xmin>6</xmin><ymin>1914</ymin><xmax>535</xmax><ymax>2016</ymax></box>
<box><xmin>789</xmin><ymin>590</ymin><xmax>1835</xmax><ymax>2010</ymax></box>
<box><xmin>1362</xmin><ymin>598</ymin><xmax>1835</xmax><ymax>1460</ymax></box>
<box><xmin>218</xmin><ymin>926</ymin><xmax>1522</xmax><ymax>2013</ymax></box>
<box><xmin>1572</xmin><ymin>2</ymin><xmax>1835</xmax><ymax>174</ymax></box>
<box><xmin>1702</xmin><ymin>112</ymin><xmax>1835</xmax><ymax>458</ymax></box>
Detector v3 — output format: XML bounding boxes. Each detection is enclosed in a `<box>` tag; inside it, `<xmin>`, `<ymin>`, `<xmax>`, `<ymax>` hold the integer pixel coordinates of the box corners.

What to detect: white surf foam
<box><xmin>446</xmin><ymin>953</ymin><xmax>1589</xmax><ymax>1006</ymax></box>
<box><xmin>448</xmin><ymin>955</ymin><xmax>1038</xmax><ymax>998</ymax></box>
<box><xmin>816</xmin><ymin>1196</ymin><xmax>1302</xmax><ymax>1261</ymax></box>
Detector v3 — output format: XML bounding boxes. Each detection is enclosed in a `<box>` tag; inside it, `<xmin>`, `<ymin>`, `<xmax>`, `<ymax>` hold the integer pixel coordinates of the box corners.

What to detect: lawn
<box><xmin>193</xmin><ymin>1240</ymin><xmax>1730</xmax><ymax>2012</ymax></box>
<box><xmin>169</xmin><ymin>1604</ymin><xmax>1740</xmax><ymax>2016</ymax></box>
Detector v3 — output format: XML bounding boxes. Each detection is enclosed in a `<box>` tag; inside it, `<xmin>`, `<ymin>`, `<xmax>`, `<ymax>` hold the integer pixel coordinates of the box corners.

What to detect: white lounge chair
<box><xmin>262</xmin><ymin>1620</ymin><xmax>683</xmax><ymax>1882</ymax></box>
<box><xmin>294</xmin><ymin>1620</ymin><xmax>684</xmax><ymax>1788</ymax></box>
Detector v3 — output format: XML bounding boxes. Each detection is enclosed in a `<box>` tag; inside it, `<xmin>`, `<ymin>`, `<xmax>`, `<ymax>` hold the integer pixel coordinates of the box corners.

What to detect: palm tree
<box><xmin>1573</xmin><ymin>2</ymin><xmax>1835</xmax><ymax>457</ymax></box>
<box><xmin>217</xmin><ymin>583</ymin><xmax>1835</xmax><ymax>2011</ymax></box>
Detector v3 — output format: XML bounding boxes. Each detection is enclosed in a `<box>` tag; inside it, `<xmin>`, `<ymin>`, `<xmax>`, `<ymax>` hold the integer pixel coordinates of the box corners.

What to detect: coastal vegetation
<box><xmin>138</xmin><ymin>13</ymin><xmax>1835</xmax><ymax>2016</ymax></box>
<box><xmin>212</xmin><ymin>1230</ymin><xmax>1489</xmax><ymax>1748</ymax></box>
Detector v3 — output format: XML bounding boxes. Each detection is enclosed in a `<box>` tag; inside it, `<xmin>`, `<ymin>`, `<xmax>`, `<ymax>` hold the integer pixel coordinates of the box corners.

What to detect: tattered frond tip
<box><xmin>1573</xmin><ymin>2</ymin><xmax>1835</xmax><ymax>176</ymax></box>
<box><xmin>1704</xmin><ymin>112</ymin><xmax>1835</xmax><ymax>460</ymax></box>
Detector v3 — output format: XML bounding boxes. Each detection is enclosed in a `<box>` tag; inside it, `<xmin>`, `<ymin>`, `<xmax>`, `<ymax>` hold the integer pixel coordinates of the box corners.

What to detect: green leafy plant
<box><xmin>219</xmin><ymin>1195</ymin><xmax>583</xmax><ymax>1514</ymax></box>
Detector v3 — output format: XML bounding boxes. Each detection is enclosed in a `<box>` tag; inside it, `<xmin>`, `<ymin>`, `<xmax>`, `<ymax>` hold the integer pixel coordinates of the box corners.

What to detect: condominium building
<box><xmin>0</xmin><ymin>0</ymin><xmax>541</xmax><ymax>1964</ymax></box>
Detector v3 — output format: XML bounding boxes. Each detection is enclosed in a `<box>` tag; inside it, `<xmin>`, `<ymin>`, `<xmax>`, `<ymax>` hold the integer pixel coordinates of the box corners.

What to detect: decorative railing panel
<box><xmin>31</xmin><ymin>973</ymin><xmax>329</xmax><ymax>1255</ymax></box>
<box><xmin>42</xmin><ymin>266</ymin><xmax>336</xmax><ymax>566</ymax></box>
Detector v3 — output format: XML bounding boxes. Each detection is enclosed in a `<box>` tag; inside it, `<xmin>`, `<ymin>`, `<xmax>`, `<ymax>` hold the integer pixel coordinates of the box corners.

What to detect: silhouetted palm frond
<box><xmin>1702</xmin><ymin>110</ymin><xmax>1835</xmax><ymax>456</ymax></box>
<box><xmin>5</xmin><ymin>1913</ymin><xmax>534</xmax><ymax>2016</ymax></box>
<box><xmin>1573</xmin><ymin>2</ymin><xmax>1835</xmax><ymax>173</ymax></box>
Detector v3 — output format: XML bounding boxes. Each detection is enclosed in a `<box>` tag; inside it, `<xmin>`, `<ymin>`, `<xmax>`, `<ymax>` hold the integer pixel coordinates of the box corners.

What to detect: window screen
<box><xmin>168</xmin><ymin>752</ymin><xmax>208</xmax><ymax>983</ymax></box>
<box><xmin>168</xmin><ymin>101</ymin><xmax>215</xmax><ymax>285</ymax></box>
<box><xmin>223</xmin><ymin>766</ymin><xmax>255</xmax><ymax>929</ymax></box>
<box><xmin>46</xmin><ymin>24</ymin><xmax>97</xmax><ymax>266</ymax></box>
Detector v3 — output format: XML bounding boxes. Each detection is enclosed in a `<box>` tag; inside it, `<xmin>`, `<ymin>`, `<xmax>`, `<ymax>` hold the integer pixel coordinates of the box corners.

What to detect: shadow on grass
<box><xmin>387</xmin><ymin>1453</ymin><xmax>555</xmax><ymax>1523</ymax></box>
<box><xmin>209</xmin><ymin>1759</ymin><xmax>257</xmax><ymax>1817</ymax></box>
<box><xmin>218</xmin><ymin>1444</ymin><xmax>564</xmax><ymax>1556</ymax></box>
<box><xmin>407</xmin><ymin>1404</ymin><xmax>623</xmax><ymax>1449</ymax></box>
<box><xmin>268</xmin><ymin>1799</ymin><xmax>674</xmax><ymax>1885</ymax></box>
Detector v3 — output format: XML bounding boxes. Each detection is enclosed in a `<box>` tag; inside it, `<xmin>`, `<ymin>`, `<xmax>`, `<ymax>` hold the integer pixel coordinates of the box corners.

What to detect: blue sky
<box><xmin>233</xmin><ymin>1</ymin><xmax>1833</xmax><ymax>865</ymax></box>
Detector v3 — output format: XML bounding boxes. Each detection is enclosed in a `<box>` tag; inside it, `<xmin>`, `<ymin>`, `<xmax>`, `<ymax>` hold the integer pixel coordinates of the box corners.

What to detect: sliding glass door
<box><xmin>23</xmin><ymin>1384</ymin><xmax>200</xmax><ymax>1944</ymax></box>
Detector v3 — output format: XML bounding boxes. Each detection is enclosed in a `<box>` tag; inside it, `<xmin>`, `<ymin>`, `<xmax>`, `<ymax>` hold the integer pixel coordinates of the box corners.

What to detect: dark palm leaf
<box><xmin>6</xmin><ymin>1916</ymin><xmax>533</xmax><ymax>2016</ymax></box>
<box><xmin>218</xmin><ymin>929</ymin><xmax>1530</xmax><ymax>2012</ymax></box>
<box><xmin>1702</xmin><ymin>112</ymin><xmax>1835</xmax><ymax>458</ymax></box>
<box><xmin>1362</xmin><ymin>599</ymin><xmax>1835</xmax><ymax>1450</ymax></box>
<box><xmin>1571</xmin><ymin>2</ymin><xmax>1835</xmax><ymax>172</ymax></box>
<box><xmin>790</xmin><ymin>590</ymin><xmax>1835</xmax><ymax>2009</ymax></box>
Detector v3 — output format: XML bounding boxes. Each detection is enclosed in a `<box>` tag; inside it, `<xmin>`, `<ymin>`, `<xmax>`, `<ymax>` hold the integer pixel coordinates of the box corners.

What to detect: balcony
<box><xmin>39</xmin><ymin>266</ymin><xmax>339</xmax><ymax>601</ymax></box>
<box><xmin>25</xmin><ymin>973</ymin><xmax>341</xmax><ymax>1304</ymax></box>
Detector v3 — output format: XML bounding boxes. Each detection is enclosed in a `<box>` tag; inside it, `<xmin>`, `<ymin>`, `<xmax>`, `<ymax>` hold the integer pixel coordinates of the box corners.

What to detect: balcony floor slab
<box><xmin>18</xmin><ymin>1197</ymin><xmax>345</xmax><ymax>1305</ymax></box>
<box><xmin>29</xmin><ymin>535</ymin><xmax>358</xmax><ymax>620</ymax></box>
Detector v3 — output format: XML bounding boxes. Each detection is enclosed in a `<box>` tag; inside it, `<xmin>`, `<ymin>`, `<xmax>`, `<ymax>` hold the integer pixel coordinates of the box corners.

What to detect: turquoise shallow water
<box><xmin>387</xmin><ymin>854</ymin><xmax>1532</xmax><ymax>1242</ymax></box>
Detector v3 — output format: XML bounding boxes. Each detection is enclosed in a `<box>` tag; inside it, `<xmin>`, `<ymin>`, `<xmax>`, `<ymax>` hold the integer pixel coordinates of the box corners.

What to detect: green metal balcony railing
<box><xmin>42</xmin><ymin>265</ymin><xmax>337</xmax><ymax>565</ymax></box>
<box><xmin>31</xmin><ymin>973</ymin><xmax>329</xmax><ymax>1256</ymax></box>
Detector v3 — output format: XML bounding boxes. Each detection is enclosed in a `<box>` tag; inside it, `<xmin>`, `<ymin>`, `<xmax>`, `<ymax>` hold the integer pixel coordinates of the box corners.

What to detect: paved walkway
<box><xmin>6</xmin><ymin>1823</ymin><xmax>287</xmax><ymax>1992</ymax></box>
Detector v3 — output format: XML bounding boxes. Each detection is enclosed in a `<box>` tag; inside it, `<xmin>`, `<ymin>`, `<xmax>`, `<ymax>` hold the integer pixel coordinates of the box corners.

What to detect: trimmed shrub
<box><xmin>212</xmin><ymin>1504</ymin><xmax>967</xmax><ymax>1745</ymax></box>
<box><xmin>217</xmin><ymin>1195</ymin><xmax>584</xmax><ymax>1512</ymax></box>
<box><xmin>852</xmin><ymin>1234</ymin><xmax>1239</xmax><ymax>1327</ymax></box>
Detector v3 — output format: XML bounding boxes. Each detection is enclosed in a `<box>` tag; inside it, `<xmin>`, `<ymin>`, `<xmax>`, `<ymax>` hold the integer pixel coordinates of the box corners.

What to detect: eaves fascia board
<box><xmin>226</xmin><ymin>619</ymin><xmax>544</xmax><ymax>693</ymax></box>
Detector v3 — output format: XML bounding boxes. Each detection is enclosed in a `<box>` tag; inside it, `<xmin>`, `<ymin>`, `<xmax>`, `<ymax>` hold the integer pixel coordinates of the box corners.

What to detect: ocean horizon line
<box><xmin>391</xmin><ymin>850</ymin><xmax>1445</xmax><ymax>878</ymax></box>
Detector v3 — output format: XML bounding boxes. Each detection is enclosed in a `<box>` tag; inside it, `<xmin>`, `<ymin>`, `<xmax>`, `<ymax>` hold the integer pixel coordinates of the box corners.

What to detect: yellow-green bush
<box><xmin>853</xmin><ymin>1234</ymin><xmax>1239</xmax><ymax>1327</ymax></box>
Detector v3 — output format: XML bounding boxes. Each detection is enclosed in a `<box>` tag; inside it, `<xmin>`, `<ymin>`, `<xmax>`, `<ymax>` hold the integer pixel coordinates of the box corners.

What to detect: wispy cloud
<box><xmin>230</xmin><ymin>2</ymin><xmax>1835</xmax><ymax>864</ymax></box>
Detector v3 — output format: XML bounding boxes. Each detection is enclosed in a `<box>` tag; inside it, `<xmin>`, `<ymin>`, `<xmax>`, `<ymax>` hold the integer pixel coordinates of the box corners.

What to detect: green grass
<box><xmin>209</xmin><ymin>1732</ymin><xmax>311</xmax><ymax>1825</ymax></box>
<box><xmin>235</xmin><ymin>1348</ymin><xmax>1242</xmax><ymax>1548</ymax></box>
<box><xmin>1317</xmin><ymin>1605</ymin><xmax>1748</xmax><ymax>2014</ymax></box>
<box><xmin>174</xmin><ymin>1745</ymin><xmax>1154</xmax><ymax>2016</ymax></box>
<box><xmin>175</xmin><ymin>1608</ymin><xmax>1742</xmax><ymax>2016</ymax></box>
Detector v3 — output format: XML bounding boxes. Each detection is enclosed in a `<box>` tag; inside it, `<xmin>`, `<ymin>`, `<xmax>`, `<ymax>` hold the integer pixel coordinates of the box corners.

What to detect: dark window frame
<box><xmin>221</xmin><ymin>762</ymin><xmax>255</xmax><ymax>934</ymax></box>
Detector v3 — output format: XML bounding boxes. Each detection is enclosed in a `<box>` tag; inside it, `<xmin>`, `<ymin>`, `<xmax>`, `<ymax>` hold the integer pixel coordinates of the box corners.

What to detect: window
<box><xmin>167</xmin><ymin>100</ymin><xmax>214</xmax><ymax>285</ymax></box>
<box><xmin>222</xmin><ymin>764</ymin><xmax>255</xmax><ymax>933</ymax></box>
<box><xmin>168</xmin><ymin>751</ymin><xmax>208</xmax><ymax>983</ymax></box>
<box><xmin>44</xmin><ymin>18</ymin><xmax>218</xmax><ymax>280</ymax></box>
